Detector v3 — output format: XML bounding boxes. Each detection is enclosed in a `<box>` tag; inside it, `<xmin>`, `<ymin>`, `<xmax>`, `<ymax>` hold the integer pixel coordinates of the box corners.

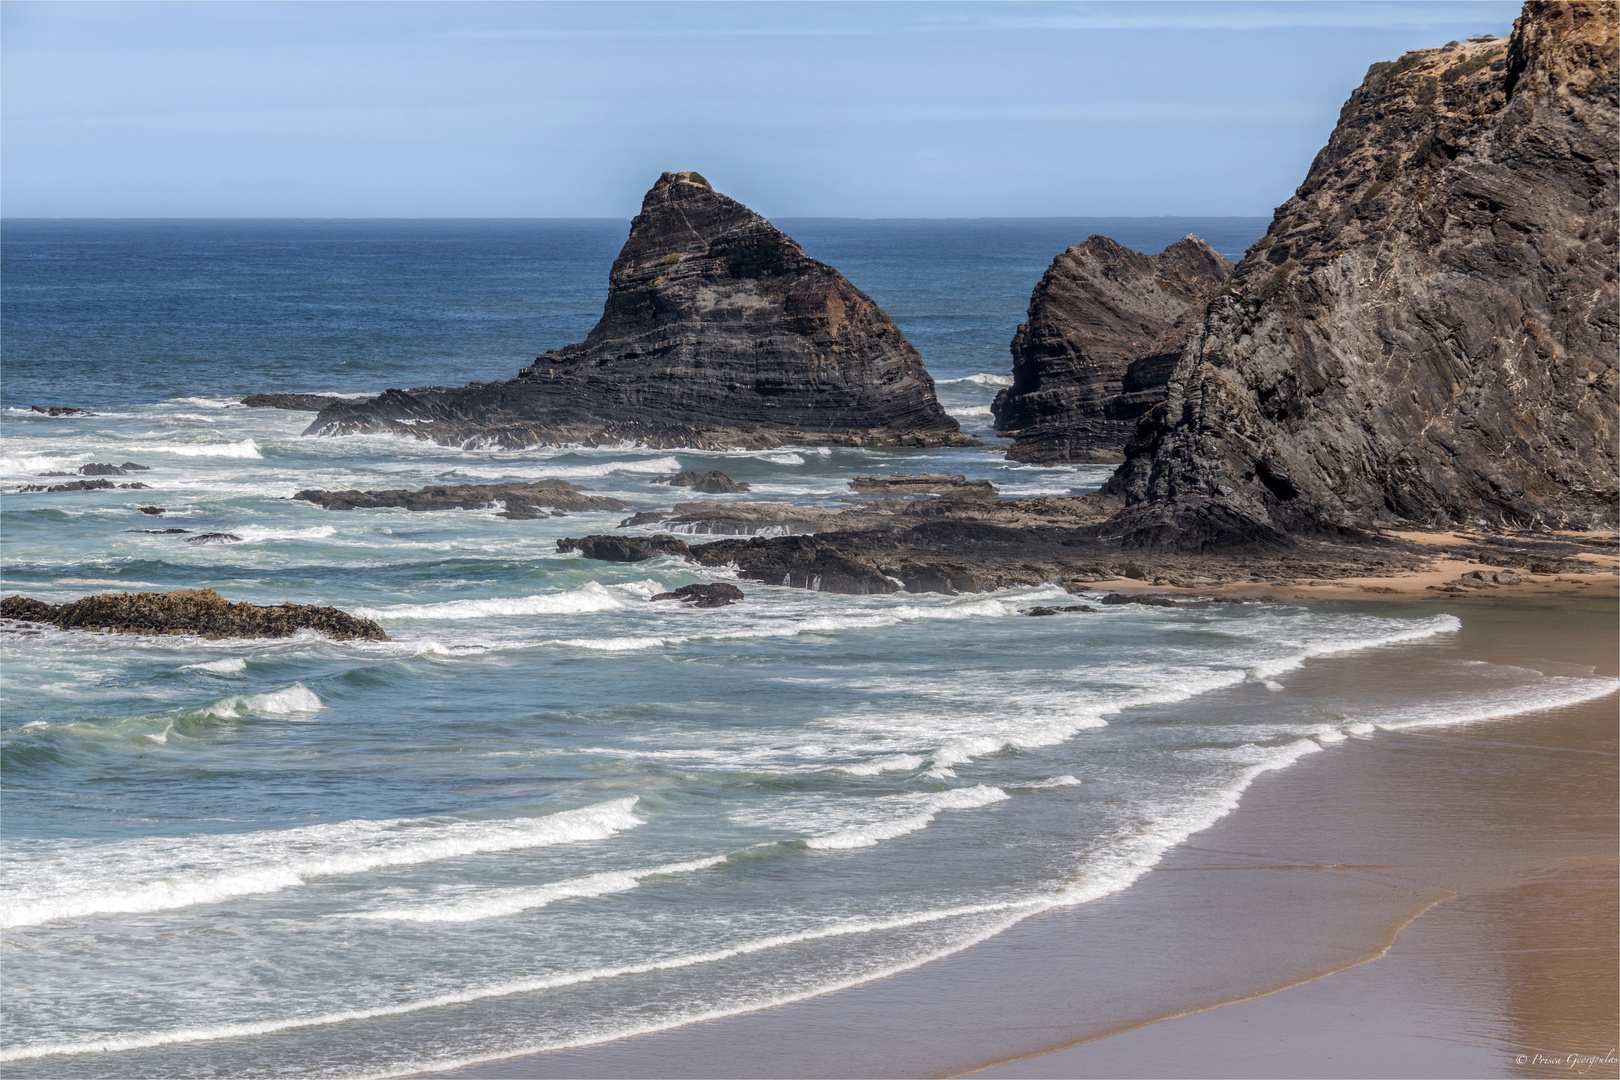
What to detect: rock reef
<box><xmin>1105</xmin><ymin>0</ymin><xmax>1619</xmax><ymax>550</ymax></box>
<box><xmin>306</xmin><ymin>172</ymin><xmax>972</xmax><ymax>451</ymax></box>
<box><xmin>992</xmin><ymin>236</ymin><xmax>1234</xmax><ymax>463</ymax></box>
<box><xmin>293</xmin><ymin>480</ymin><xmax>630</xmax><ymax>520</ymax></box>
<box><xmin>0</xmin><ymin>590</ymin><xmax>388</xmax><ymax>641</ymax></box>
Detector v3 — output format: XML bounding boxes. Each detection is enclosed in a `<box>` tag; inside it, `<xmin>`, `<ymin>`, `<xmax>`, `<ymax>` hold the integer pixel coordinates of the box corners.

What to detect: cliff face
<box><xmin>1105</xmin><ymin>1</ymin><xmax>1618</xmax><ymax>551</ymax></box>
<box><xmin>308</xmin><ymin>172</ymin><xmax>971</xmax><ymax>450</ymax></box>
<box><xmin>991</xmin><ymin>236</ymin><xmax>1233</xmax><ymax>463</ymax></box>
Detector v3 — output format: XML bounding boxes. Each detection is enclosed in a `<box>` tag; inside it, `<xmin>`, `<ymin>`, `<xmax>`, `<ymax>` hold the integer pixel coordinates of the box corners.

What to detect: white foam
<box><xmin>1359</xmin><ymin>676</ymin><xmax>1619</xmax><ymax>731</ymax></box>
<box><xmin>940</xmin><ymin>373</ymin><xmax>1014</xmax><ymax>387</ymax></box>
<box><xmin>353</xmin><ymin>582</ymin><xmax>627</xmax><ymax>621</ymax></box>
<box><xmin>0</xmin><ymin>798</ymin><xmax>642</xmax><ymax>929</ymax></box>
<box><xmin>804</xmin><ymin>785</ymin><xmax>1010</xmax><ymax>850</ymax></box>
<box><xmin>140</xmin><ymin>440</ymin><xmax>263</xmax><ymax>459</ymax></box>
<box><xmin>0</xmin><ymin>453</ymin><xmax>74</xmax><ymax>477</ymax></box>
<box><xmin>0</xmin><ymin>895</ymin><xmax>1038</xmax><ymax>1063</ymax></box>
<box><xmin>232</xmin><ymin>525</ymin><xmax>338</xmax><ymax>543</ymax></box>
<box><xmin>760</xmin><ymin>452</ymin><xmax>805</xmax><ymax>465</ymax></box>
<box><xmin>1057</xmin><ymin>738</ymin><xmax>1324</xmax><ymax>908</ymax></box>
<box><xmin>183</xmin><ymin>658</ymin><xmax>247</xmax><ymax>675</ymax></box>
<box><xmin>1014</xmin><ymin>775</ymin><xmax>1082</xmax><ymax>789</ymax></box>
<box><xmin>338</xmin><ymin>855</ymin><xmax>728</xmax><ymax>924</ymax></box>
<box><xmin>1246</xmin><ymin>613</ymin><xmax>1461</xmax><ymax>680</ymax></box>
<box><xmin>946</xmin><ymin>405</ymin><xmax>994</xmax><ymax>419</ymax></box>
<box><xmin>198</xmin><ymin>683</ymin><xmax>323</xmax><ymax>719</ymax></box>
<box><xmin>837</xmin><ymin>753</ymin><xmax>927</xmax><ymax>776</ymax></box>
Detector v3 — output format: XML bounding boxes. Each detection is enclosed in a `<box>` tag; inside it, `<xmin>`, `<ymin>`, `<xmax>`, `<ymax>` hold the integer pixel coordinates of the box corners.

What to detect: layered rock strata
<box><xmin>293</xmin><ymin>480</ymin><xmax>629</xmax><ymax>520</ymax></box>
<box><xmin>0</xmin><ymin>590</ymin><xmax>387</xmax><ymax>641</ymax></box>
<box><xmin>306</xmin><ymin>172</ymin><xmax>972</xmax><ymax>450</ymax></box>
<box><xmin>992</xmin><ymin>236</ymin><xmax>1234</xmax><ymax>463</ymax></box>
<box><xmin>1105</xmin><ymin>1</ymin><xmax>1619</xmax><ymax>550</ymax></box>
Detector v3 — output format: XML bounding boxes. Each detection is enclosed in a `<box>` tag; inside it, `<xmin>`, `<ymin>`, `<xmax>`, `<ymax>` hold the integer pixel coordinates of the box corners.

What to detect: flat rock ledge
<box><xmin>650</xmin><ymin>583</ymin><xmax>744</xmax><ymax>608</ymax></box>
<box><xmin>242</xmin><ymin>394</ymin><xmax>355</xmax><ymax>411</ymax></box>
<box><xmin>1</xmin><ymin>589</ymin><xmax>388</xmax><ymax>641</ymax></box>
<box><xmin>294</xmin><ymin>480</ymin><xmax>630</xmax><ymax>519</ymax></box>
<box><xmin>849</xmin><ymin>474</ymin><xmax>997</xmax><ymax>499</ymax></box>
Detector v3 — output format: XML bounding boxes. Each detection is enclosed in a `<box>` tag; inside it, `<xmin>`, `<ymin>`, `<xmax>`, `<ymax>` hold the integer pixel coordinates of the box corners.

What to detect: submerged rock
<box><xmin>0</xmin><ymin>589</ymin><xmax>388</xmax><ymax>641</ymax></box>
<box><xmin>619</xmin><ymin>500</ymin><xmax>850</xmax><ymax>537</ymax></box>
<box><xmin>654</xmin><ymin>470</ymin><xmax>750</xmax><ymax>494</ymax></box>
<box><xmin>649</xmin><ymin>582</ymin><xmax>745</xmax><ymax>608</ymax></box>
<box><xmin>185</xmin><ymin>532</ymin><xmax>243</xmax><ymax>544</ymax></box>
<box><xmin>241</xmin><ymin>393</ymin><xmax>353</xmax><ymax>411</ymax></box>
<box><xmin>1105</xmin><ymin>1</ymin><xmax>1619</xmax><ymax>549</ymax></box>
<box><xmin>294</xmin><ymin>480</ymin><xmax>630</xmax><ymax>520</ymax></box>
<box><xmin>1023</xmin><ymin>604</ymin><xmax>1098</xmax><ymax>616</ymax></box>
<box><xmin>1098</xmin><ymin>593</ymin><xmax>1185</xmax><ymax>608</ymax></box>
<box><xmin>306</xmin><ymin>172</ymin><xmax>973</xmax><ymax>451</ymax></box>
<box><xmin>14</xmin><ymin>479</ymin><xmax>149</xmax><ymax>493</ymax></box>
<box><xmin>138</xmin><ymin>506</ymin><xmax>166</xmax><ymax>516</ymax></box>
<box><xmin>992</xmin><ymin>236</ymin><xmax>1234</xmax><ymax>463</ymax></box>
<box><xmin>29</xmin><ymin>406</ymin><xmax>89</xmax><ymax>417</ymax></box>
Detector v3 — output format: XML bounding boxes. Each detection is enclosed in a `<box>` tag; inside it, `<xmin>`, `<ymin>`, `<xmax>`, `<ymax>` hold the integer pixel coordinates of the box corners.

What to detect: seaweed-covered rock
<box><xmin>306</xmin><ymin>172</ymin><xmax>972</xmax><ymax>451</ymax></box>
<box><xmin>0</xmin><ymin>590</ymin><xmax>387</xmax><ymax>641</ymax></box>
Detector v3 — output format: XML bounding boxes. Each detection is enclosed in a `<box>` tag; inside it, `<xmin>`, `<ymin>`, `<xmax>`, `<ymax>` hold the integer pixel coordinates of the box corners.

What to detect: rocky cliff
<box><xmin>307</xmin><ymin>172</ymin><xmax>971</xmax><ymax>450</ymax></box>
<box><xmin>991</xmin><ymin>236</ymin><xmax>1233</xmax><ymax>463</ymax></box>
<box><xmin>1104</xmin><ymin>1</ymin><xmax>1618</xmax><ymax>551</ymax></box>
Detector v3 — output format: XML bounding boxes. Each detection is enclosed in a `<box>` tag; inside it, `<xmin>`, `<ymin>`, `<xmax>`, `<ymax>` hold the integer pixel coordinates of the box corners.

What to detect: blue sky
<box><xmin>2</xmin><ymin>1</ymin><xmax>1521</xmax><ymax>219</ymax></box>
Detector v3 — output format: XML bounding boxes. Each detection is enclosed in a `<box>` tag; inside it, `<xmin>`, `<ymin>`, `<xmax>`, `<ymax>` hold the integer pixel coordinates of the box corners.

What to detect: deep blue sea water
<box><xmin>3</xmin><ymin>219</ymin><xmax>1614</xmax><ymax>1078</ymax></box>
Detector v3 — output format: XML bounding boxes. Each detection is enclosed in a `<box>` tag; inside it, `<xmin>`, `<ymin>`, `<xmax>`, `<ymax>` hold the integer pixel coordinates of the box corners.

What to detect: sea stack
<box><xmin>307</xmin><ymin>172</ymin><xmax>973</xmax><ymax>450</ymax></box>
<box><xmin>1105</xmin><ymin>0</ymin><xmax>1618</xmax><ymax>550</ymax></box>
<box><xmin>993</xmin><ymin>236</ymin><xmax>1233</xmax><ymax>463</ymax></box>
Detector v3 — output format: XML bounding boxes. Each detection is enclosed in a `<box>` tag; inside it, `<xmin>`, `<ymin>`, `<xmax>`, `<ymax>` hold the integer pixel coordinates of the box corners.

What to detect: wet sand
<box><xmin>427</xmin><ymin>595</ymin><xmax>1617</xmax><ymax>1080</ymax></box>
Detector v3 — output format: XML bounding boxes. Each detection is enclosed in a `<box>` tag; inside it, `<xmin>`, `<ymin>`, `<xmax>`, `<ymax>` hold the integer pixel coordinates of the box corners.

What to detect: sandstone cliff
<box><xmin>307</xmin><ymin>172</ymin><xmax>971</xmax><ymax>450</ymax></box>
<box><xmin>1103</xmin><ymin>1</ymin><xmax>1618</xmax><ymax>551</ymax></box>
<box><xmin>992</xmin><ymin>236</ymin><xmax>1233</xmax><ymax>463</ymax></box>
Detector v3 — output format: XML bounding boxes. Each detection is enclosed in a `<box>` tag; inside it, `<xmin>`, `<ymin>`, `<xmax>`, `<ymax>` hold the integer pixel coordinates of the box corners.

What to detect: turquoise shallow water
<box><xmin>3</xmin><ymin>221</ymin><xmax>1615</xmax><ymax>1078</ymax></box>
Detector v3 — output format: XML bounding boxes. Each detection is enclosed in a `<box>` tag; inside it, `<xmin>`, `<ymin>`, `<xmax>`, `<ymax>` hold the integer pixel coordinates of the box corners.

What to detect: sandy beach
<box><xmin>429</xmin><ymin>593</ymin><xmax>1617</xmax><ymax>1080</ymax></box>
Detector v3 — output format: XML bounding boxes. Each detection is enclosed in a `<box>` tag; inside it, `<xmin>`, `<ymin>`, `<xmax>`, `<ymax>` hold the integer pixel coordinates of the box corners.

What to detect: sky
<box><xmin>1</xmin><ymin>1</ymin><xmax>1522</xmax><ymax>219</ymax></box>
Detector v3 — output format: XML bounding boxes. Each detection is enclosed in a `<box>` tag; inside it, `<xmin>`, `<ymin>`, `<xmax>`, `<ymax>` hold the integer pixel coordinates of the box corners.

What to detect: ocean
<box><xmin>3</xmin><ymin>218</ymin><xmax>1615</xmax><ymax>1079</ymax></box>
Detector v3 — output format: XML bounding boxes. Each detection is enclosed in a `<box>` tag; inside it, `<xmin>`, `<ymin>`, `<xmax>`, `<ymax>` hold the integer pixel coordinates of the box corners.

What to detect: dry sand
<box><xmin>427</xmin><ymin>594</ymin><xmax>1617</xmax><ymax>1080</ymax></box>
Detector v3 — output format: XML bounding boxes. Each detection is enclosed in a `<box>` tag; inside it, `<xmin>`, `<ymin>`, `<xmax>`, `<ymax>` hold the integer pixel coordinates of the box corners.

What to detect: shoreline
<box><xmin>425</xmin><ymin>593</ymin><xmax>1617</xmax><ymax>1080</ymax></box>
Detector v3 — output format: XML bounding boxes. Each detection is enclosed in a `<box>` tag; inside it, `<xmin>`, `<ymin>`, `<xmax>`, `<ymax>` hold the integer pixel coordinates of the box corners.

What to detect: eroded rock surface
<box><xmin>0</xmin><ymin>590</ymin><xmax>387</xmax><ymax>641</ymax></box>
<box><xmin>1106</xmin><ymin>1</ymin><xmax>1619</xmax><ymax>550</ymax></box>
<box><xmin>992</xmin><ymin>236</ymin><xmax>1234</xmax><ymax>463</ymax></box>
<box><xmin>294</xmin><ymin>480</ymin><xmax>629</xmax><ymax>520</ymax></box>
<box><xmin>306</xmin><ymin>172</ymin><xmax>972</xmax><ymax>451</ymax></box>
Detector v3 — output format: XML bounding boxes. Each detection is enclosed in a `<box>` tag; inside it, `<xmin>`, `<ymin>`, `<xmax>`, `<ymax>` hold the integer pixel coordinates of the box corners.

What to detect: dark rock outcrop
<box><xmin>649</xmin><ymin>582</ymin><xmax>744</xmax><ymax>608</ymax></box>
<box><xmin>242</xmin><ymin>394</ymin><xmax>353</xmax><ymax>411</ymax></box>
<box><xmin>306</xmin><ymin>172</ymin><xmax>972</xmax><ymax>451</ymax></box>
<box><xmin>557</xmin><ymin>534</ymin><xmax>695</xmax><ymax>562</ymax></box>
<box><xmin>80</xmin><ymin>462</ymin><xmax>149</xmax><ymax>476</ymax></box>
<box><xmin>1105</xmin><ymin>1</ymin><xmax>1619</xmax><ymax>550</ymax></box>
<box><xmin>0</xmin><ymin>589</ymin><xmax>388</xmax><ymax>641</ymax></box>
<box><xmin>30</xmin><ymin>406</ymin><xmax>89</xmax><ymax>417</ymax></box>
<box><xmin>1023</xmin><ymin>604</ymin><xmax>1097</xmax><ymax>616</ymax></box>
<box><xmin>992</xmin><ymin>236</ymin><xmax>1234</xmax><ymax>462</ymax></box>
<box><xmin>849</xmin><ymin>474</ymin><xmax>998</xmax><ymax>499</ymax></box>
<box><xmin>138</xmin><ymin>506</ymin><xmax>166</xmax><ymax>516</ymax></box>
<box><xmin>185</xmin><ymin>532</ymin><xmax>243</xmax><ymax>544</ymax></box>
<box><xmin>619</xmin><ymin>501</ymin><xmax>847</xmax><ymax>537</ymax></box>
<box><xmin>293</xmin><ymin>480</ymin><xmax>629</xmax><ymax>520</ymax></box>
<box><xmin>655</xmin><ymin>470</ymin><xmax>750</xmax><ymax>493</ymax></box>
